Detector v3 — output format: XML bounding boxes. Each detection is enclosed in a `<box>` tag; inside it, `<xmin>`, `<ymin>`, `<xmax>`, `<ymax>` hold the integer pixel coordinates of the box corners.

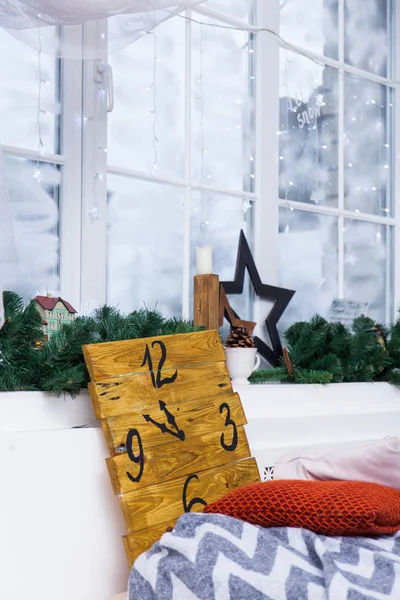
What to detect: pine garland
<box><xmin>0</xmin><ymin>292</ymin><xmax>204</xmax><ymax>395</ymax></box>
<box><xmin>250</xmin><ymin>314</ymin><xmax>400</xmax><ymax>386</ymax></box>
<box><xmin>4</xmin><ymin>291</ymin><xmax>400</xmax><ymax>393</ymax></box>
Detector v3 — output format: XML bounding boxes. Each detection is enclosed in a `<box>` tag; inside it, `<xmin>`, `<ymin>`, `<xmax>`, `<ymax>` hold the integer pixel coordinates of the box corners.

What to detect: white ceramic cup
<box><xmin>224</xmin><ymin>347</ymin><xmax>261</xmax><ymax>386</ymax></box>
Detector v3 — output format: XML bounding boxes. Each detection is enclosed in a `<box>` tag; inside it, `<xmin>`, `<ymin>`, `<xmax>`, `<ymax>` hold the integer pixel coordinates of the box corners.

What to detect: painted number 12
<box><xmin>141</xmin><ymin>340</ymin><xmax>178</xmax><ymax>388</ymax></box>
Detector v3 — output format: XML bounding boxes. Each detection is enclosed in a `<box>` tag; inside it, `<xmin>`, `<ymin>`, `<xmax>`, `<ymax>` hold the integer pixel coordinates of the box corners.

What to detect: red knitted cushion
<box><xmin>203</xmin><ymin>480</ymin><xmax>400</xmax><ymax>536</ymax></box>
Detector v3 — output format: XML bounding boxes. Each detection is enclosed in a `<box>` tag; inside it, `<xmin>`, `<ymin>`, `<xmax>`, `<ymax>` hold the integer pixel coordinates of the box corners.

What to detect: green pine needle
<box><xmin>249</xmin><ymin>367</ymin><xmax>290</xmax><ymax>384</ymax></box>
<box><xmin>0</xmin><ymin>292</ymin><xmax>204</xmax><ymax>394</ymax></box>
<box><xmin>5</xmin><ymin>290</ymin><xmax>400</xmax><ymax>394</ymax></box>
<box><xmin>293</xmin><ymin>369</ymin><xmax>333</xmax><ymax>384</ymax></box>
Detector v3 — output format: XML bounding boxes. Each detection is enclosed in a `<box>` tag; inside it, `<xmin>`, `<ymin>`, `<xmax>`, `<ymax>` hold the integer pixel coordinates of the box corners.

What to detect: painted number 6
<box><xmin>182</xmin><ymin>474</ymin><xmax>207</xmax><ymax>513</ymax></box>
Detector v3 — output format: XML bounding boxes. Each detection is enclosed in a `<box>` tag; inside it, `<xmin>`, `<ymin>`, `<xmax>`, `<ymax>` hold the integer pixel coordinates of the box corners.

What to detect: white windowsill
<box><xmin>234</xmin><ymin>381</ymin><xmax>400</xmax><ymax>468</ymax></box>
<box><xmin>1</xmin><ymin>381</ymin><xmax>399</xmax><ymax>451</ymax></box>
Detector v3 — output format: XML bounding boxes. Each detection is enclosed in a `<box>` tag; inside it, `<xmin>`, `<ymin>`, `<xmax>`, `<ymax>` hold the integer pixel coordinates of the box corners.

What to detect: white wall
<box><xmin>0</xmin><ymin>397</ymin><xmax>129</xmax><ymax>600</ymax></box>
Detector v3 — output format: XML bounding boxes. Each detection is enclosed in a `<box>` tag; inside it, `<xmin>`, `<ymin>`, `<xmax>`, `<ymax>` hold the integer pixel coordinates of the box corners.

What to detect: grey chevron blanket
<box><xmin>129</xmin><ymin>513</ymin><xmax>400</xmax><ymax>599</ymax></box>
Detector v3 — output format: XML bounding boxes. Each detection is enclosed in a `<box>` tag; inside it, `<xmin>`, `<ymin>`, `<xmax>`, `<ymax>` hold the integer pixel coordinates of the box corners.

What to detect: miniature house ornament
<box><xmin>196</xmin><ymin>245</ymin><xmax>213</xmax><ymax>275</ymax></box>
<box><xmin>32</xmin><ymin>294</ymin><xmax>77</xmax><ymax>339</ymax></box>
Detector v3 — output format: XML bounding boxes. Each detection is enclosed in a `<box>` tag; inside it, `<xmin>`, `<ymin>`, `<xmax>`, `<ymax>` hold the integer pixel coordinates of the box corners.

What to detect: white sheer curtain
<box><xmin>0</xmin><ymin>0</ymin><xmax>205</xmax><ymax>327</ymax></box>
<box><xmin>0</xmin><ymin>0</ymin><xmax>204</xmax><ymax>26</ymax></box>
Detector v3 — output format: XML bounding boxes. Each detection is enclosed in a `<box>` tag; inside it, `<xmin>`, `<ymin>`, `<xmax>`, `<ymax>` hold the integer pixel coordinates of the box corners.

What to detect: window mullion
<box><xmin>59</xmin><ymin>25</ymin><xmax>84</xmax><ymax>312</ymax></box>
<box><xmin>393</xmin><ymin>0</ymin><xmax>400</xmax><ymax>319</ymax></box>
<box><xmin>182</xmin><ymin>9</ymin><xmax>192</xmax><ymax>320</ymax></box>
<box><xmin>338</xmin><ymin>0</ymin><xmax>345</xmax><ymax>299</ymax></box>
<box><xmin>254</xmin><ymin>0</ymin><xmax>280</xmax><ymax>332</ymax></box>
<box><xmin>81</xmin><ymin>20</ymin><xmax>108</xmax><ymax>312</ymax></box>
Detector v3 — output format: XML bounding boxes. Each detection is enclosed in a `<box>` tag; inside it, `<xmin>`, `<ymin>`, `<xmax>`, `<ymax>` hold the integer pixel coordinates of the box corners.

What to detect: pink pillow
<box><xmin>274</xmin><ymin>437</ymin><xmax>400</xmax><ymax>490</ymax></box>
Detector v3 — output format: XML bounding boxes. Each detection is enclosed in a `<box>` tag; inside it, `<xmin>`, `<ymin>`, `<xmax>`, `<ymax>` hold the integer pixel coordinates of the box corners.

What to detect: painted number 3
<box><xmin>219</xmin><ymin>402</ymin><xmax>238</xmax><ymax>452</ymax></box>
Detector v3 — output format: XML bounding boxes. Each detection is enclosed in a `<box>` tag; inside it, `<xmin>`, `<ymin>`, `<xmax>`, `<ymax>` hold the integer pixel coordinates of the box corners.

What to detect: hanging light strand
<box><xmin>34</xmin><ymin>26</ymin><xmax>44</xmax><ymax>184</ymax></box>
<box><xmin>152</xmin><ymin>27</ymin><xmax>159</xmax><ymax>175</ymax></box>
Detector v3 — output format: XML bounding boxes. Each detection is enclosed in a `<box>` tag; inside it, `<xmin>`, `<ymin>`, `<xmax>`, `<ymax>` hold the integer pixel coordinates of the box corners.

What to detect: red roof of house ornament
<box><xmin>34</xmin><ymin>296</ymin><xmax>77</xmax><ymax>314</ymax></box>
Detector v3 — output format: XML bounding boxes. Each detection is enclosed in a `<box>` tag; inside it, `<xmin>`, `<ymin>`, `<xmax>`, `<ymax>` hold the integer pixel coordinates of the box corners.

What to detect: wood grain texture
<box><xmin>82</xmin><ymin>330</ymin><xmax>261</xmax><ymax>567</ymax></box>
<box><xmin>119</xmin><ymin>457</ymin><xmax>260</xmax><ymax>534</ymax></box>
<box><xmin>123</xmin><ymin>520</ymin><xmax>176</xmax><ymax>568</ymax></box>
<box><xmin>88</xmin><ymin>360</ymin><xmax>232</xmax><ymax>419</ymax></box>
<box><xmin>107</xmin><ymin>425</ymin><xmax>250</xmax><ymax>494</ymax></box>
<box><xmin>194</xmin><ymin>274</ymin><xmax>220</xmax><ymax>330</ymax></box>
<box><xmin>102</xmin><ymin>392</ymin><xmax>245</xmax><ymax>455</ymax></box>
<box><xmin>219</xmin><ymin>286</ymin><xmax>257</xmax><ymax>333</ymax></box>
<box><xmin>83</xmin><ymin>330</ymin><xmax>225</xmax><ymax>381</ymax></box>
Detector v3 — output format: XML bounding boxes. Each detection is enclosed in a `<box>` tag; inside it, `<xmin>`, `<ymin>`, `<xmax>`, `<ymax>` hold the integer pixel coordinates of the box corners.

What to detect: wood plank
<box><xmin>83</xmin><ymin>330</ymin><xmax>224</xmax><ymax>381</ymax></box>
<box><xmin>119</xmin><ymin>457</ymin><xmax>260</xmax><ymax>534</ymax></box>
<box><xmin>102</xmin><ymin>392</ymin><xmax>245</xmax><ymax>455</ymax></box>
<box><xmin>194</xmin><ymin>274</ymin><xmax>220</xmax><ymax>330</ymax></box>
<box><xmin>107</xmin><ymin>425</ymin><xmax>250</xmax><ymax>494</ymax></box>
<box><xmin>219</xmin><ymin>286</ymin><xmax>256</xmax><ymax>333</ymax></box>
<box><xmin>123</xmin><ymin>520</ymin><xmax>176</xmax><ymax>568</ymax></box>
<box><xmin>89</xmin><ymin>361</ymin><xmax>232</xmax><ymax>419</ymax></box>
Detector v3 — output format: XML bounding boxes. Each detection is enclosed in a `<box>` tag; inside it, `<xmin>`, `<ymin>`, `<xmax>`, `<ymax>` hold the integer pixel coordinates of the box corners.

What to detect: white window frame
<box><xmin>59</xmin><ymin>26</ymin><xmax>85</xmax><ymax>312</ymax></box>
<box><xmin>62</xmin><ymin>0</ymin><xmax>400</xmax><ymax>323</ymax></box>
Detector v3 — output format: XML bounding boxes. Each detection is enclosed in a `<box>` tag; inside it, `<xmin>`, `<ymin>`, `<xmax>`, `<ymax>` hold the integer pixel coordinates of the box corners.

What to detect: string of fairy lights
<box><xmin>29</xmin><ymin>8</ymin><xmax>393</xmax><ymax>245</ymax></box>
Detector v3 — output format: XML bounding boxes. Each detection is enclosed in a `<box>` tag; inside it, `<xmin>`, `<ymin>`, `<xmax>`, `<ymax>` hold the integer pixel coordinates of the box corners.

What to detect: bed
<box><xmin>124</xmin><ymin>438</ymin><xmax>400</xmax><ymax>599</ymax></box>
<box><xmin>128</xmin><ymin>513</ymin><xmax>400</xmax><ymax>599</ymax></box>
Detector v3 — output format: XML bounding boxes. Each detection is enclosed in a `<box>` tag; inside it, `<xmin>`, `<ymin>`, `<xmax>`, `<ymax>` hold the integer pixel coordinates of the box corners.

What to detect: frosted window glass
<box><xmin>0</xmin><ymin>29</ymin><xmax>59</xmax><ymax>153</ymax></box>
<box><xmin>344</xmin><ymin>78</ymin><xmax>393</xmax><ymax>217</ymax></box>
<box><xmin>345</xmin><ymin>0</ymin><xmax>390</xmax><ymax>77</ymax></box>
<box><xmin>204</xmin><ymin>0</ymin><xmax>255</xmax><ymax>21</ymax></box>
<box><xmin>108</xmin><ymin>18</ymin><xmax>185</xmax><ymax>179</ymax></box>
<box><xmin>279</xmin><ymin>51</ymin><xmax>338</xmax><ymax>208</ymax></box>
<box><xmin>280</xmin><ymin>0</ymin><xmax>338</xmax><ymax>60</ymax></box>
<box><xmin>344</xmin><ymin>220</ymin><xmax>392</xmax><ymax>322</ymax></box>
<box><xmin>191</xmin><ymin>18</ymin><xmax>255</xmax><ymax>191</ymax></box>
<box><xmin>5</xmin><ymin>158</ymin><xmax>60</xmax><ymax>299</ymax></box>
<box><xmin>107</xmin><ymin>176</ymin><xmax>184</xmax><ymax>316</ymax></box>
<box><xmin>190</xmin><ymin>190</ymin><xmax>253</xmax><ymax>330</ymax></box>
<box><xmin>279</xmin><ymin>208</ymin><xmax>338</xmax><ymax>329</ymax></box>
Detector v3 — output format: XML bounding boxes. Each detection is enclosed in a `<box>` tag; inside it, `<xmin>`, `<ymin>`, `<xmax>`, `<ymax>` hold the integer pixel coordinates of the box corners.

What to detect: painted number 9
<box><xmin>126</xmin><ymin>428</ymin><xmax>144</xmax><ymax>483</ymax></box>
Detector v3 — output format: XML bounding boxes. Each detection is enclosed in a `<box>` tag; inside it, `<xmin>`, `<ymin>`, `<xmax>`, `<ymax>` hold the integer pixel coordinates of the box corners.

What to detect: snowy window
<box><xmin>106</xmin><ymin>3</ymin><xmax>256</xmax><ymax>318</ymax></box>
<box><xmin>0</xmin><ymin>26</ymin><xmax>61</xmax><ymax>301</ymax></box>
<box><xmin>1</xmin><ymin>0</ymin><xmax>399</xmax><ymax>329</ymax></box>
<box><xmin>279</xmin><ymin>0</ymin><xmax>395</xmax><ymax>327</ymax></box>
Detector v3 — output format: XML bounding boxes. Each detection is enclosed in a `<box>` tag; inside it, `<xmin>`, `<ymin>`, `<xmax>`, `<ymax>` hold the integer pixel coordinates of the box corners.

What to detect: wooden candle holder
<box><xmin>193</xmin><ymin>274</ymin><xmax>220</xmax><ymax>331</ymax></box>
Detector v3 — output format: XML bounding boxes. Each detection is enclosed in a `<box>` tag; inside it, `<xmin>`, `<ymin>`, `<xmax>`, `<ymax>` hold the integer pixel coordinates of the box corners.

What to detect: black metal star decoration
<box><xmin>221</xmin><ymin>230</ymin><xmax>295</xmax><ymax>367</ymax></box>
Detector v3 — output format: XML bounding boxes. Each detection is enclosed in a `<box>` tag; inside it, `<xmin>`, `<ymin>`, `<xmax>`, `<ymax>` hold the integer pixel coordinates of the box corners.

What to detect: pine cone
<box><xmin>226</xmin><ymin>327</ymin><xmax>255</xmax><ymax>349</ymax></box>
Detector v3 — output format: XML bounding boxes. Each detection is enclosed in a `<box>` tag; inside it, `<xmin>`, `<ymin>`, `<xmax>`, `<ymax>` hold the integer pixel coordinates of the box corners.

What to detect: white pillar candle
<box><xmin>196</xmin><ymin>245</ymin><xmax>213</xmax><ymax>275</ymax></box>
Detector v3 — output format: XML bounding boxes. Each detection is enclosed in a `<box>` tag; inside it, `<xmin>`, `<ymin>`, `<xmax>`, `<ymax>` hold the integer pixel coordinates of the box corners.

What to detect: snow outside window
<box><xmin>106</xmin><ymin>1</ymin><xmax>256</xmax><ymax>319</ymax></box>
<box><xmin>1</xmin><ymin>0</ymin><xmax>399</xmax><ymax>330</ymax></box>
<box><xmin>279</xmin><ymin>0</ymin><xmax>396</xmax><ymax>327</ymax></box>
<box><xmin>0</xmin><ymin>27</ymin><xmax>61</xmax><ymax>300</ymax></box>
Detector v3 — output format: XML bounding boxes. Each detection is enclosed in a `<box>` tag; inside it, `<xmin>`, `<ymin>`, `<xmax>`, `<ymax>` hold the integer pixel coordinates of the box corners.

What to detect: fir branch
<box><xmin>381</xmin><ymin>368</ymin><xmax>400</xmax><ymax>388</ymax></box>
<box><xmin>293</xmin><ymin>369</ymin><xmax>333</xmax><ymax>384</ymax></box>
<box><xmin>161</xmin><ymin>318</ymin><xmax>205</xmax><ymax>336</ymax></box>
<box><xmin>0</xmin><ymin>292</ymin><xmax>203</xmax><ymax>393</ymax></box>
<box><xmin>387</xmin><ymin>319</ymin><xmax>400</xmax><ymax>368</ymax></box>
<box><xmin>249</xmin><ymin>367</ymin><xmax>290</xmax><ymax>384</ymax></box>
<box><xmin>309</xmin><ymin>353</ymin><xmax>343</xmax><ymax>383</ymax></box>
